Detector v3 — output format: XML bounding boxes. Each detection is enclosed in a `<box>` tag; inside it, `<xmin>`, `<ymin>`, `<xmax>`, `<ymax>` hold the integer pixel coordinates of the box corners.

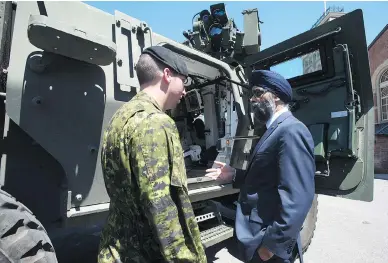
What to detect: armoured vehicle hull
<box><xmin>0</xmin><ymin>1</ymin><xmax>373</xmax><ymax>262</ymax></box>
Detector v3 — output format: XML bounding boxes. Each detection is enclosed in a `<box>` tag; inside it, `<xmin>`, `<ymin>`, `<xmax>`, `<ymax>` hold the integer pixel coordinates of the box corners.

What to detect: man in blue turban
<box><xmin>249</xmin><ymin>70</ymin><xmax>293</xmax><ymax>125</ymax></box>
<box><xmin>206</xmin><ymin>70</ymin><xmax>316</xmax><ymax>263</ymax></box>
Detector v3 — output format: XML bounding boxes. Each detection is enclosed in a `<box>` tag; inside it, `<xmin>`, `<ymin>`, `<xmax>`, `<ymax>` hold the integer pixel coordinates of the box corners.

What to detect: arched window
<box><xmin>380</xmin><ymin>69</ymin><xmax>388</xmax><ymax>121</ymax></box>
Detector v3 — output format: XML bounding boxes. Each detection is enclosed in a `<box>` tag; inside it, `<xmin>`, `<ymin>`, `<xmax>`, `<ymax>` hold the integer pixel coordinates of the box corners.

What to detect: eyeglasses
<box><xmin>251</xmin><ymin>87</ymin><xmax>267</xmax><ymax>98</ymax></box>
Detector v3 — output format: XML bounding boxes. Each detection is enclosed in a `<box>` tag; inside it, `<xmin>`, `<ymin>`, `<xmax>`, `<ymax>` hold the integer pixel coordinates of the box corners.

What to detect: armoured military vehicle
<box><xmin>0</xmin><ymin>1</ymin><xmax>374</xmax><ymax>262</ymax></box>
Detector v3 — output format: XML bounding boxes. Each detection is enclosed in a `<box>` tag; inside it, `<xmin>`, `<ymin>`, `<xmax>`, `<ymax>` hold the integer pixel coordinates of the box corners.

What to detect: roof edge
<box><xmin>368</xmin><ymin>24</ymin><xmax>388</xmax><ymax>51</ymax></box>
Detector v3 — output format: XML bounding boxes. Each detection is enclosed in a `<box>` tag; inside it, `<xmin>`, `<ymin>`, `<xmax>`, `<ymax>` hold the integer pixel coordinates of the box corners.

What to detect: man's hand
<box><xmin>258</xmin><ymin>246</ymin><xmax>274</xmax><ymax>261</ymax></box>
<box><xmin>205</xmin><ymin>161</ymin><xmax>235</xmax><ymax>183</ymax></box>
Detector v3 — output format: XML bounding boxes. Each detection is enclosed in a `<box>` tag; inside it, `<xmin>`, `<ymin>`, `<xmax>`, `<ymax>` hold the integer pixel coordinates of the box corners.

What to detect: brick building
<box><xmin>369</xmin><ymin>24</ymin><xmax>388</xmax><ymax>173</ymax></box>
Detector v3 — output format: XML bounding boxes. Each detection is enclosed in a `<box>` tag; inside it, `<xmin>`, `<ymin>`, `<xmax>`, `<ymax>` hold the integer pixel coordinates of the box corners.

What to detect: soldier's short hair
<box><xmin>135</xmin><ymin>53</ymin><xmax>165</xmax><ymax>86</ymax></box>
<box><xmin>136</xmin><ymin>46</ymin><xmax>189</xmax><ymax>86</ymax></box>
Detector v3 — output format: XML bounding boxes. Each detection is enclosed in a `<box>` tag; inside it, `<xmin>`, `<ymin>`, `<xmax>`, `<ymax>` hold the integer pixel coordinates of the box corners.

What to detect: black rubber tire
<box><xmin>0</xmin><ymin>189</ymin><xmax>58</xmax><ymax>263</ymax></box>
<box><xmin>300</xmin><ymin>194</ymin><xmax>318</xmax><ymax>253</ymax></box>
<box><xmin>290</xmin><ymin>194</ymin><xmax>318</xmax><ymax>263</ymax></box>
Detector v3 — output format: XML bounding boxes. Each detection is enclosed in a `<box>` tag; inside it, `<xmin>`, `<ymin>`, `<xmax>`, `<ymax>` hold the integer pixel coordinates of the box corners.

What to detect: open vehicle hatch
<box><xmin>243</xmin><ymin>9</ymin><xmax>374</xmax><ymax>202</ymax></box>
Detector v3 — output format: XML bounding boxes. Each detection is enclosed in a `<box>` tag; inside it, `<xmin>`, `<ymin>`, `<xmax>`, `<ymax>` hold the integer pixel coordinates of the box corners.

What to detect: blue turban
<box><xmin>249</xmin><ymin>70</ymin><xmax>293</xmax><ymax>103</ymax></box>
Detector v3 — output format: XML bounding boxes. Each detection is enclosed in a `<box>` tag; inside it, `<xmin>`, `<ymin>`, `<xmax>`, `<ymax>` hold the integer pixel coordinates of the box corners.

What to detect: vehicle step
<box><xmin>196</xmin><ymin>212</ymin><xmax>216</xmax><ymax>223</ymax></box>
<box><xmin>200</xmin><ymin>224</ymin><xmax>234</xmax><ymax>248</ymax></box>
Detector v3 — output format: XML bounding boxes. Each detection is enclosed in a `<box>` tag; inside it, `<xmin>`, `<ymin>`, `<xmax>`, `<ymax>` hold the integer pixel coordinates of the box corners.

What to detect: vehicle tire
<box><xmin>291</xmin><ymin>194</ymin><xmax>318</xmax><ymax>262</ymax></box>
<box><xmin>0</xmin><ymin>188</ymin><xmax>58</xmax><ymax>263</ymax></box>
<box><xmin>301</xmin><ymin>194</ymin><xmax>318</xmax><ymax>253</ymax></box>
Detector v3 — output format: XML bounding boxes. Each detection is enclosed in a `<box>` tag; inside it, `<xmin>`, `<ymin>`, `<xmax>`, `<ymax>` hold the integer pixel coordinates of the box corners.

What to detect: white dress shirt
<box><xmin>266</xmin><ymin>106</ymin><xmax>289</xmax><ymax>129</ymax></box>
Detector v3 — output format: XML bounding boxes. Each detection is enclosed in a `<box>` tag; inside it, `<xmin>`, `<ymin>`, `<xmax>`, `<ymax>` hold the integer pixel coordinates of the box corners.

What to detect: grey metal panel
<box><xmin>1</xmin><ymin>119</ymin><xmax>67</xmax><ymax>227</ymax></box>
<box><xmin>113</xmin><ymin>15</ymin><xmax>224</xmax><ymax>92</ymax></box>
<box><xmin>0</xmin><ymin>1</ymin><xmax>12</xmax><ymax>72</ymax></box>
<box><xmin>27</xmin><ymin>15</ymin><xmax>117</xmax><ymax>66</ymax></box>
<box><xmin>242</xmin><ymin>8</ymin><xmax>260</xmax><ymax>55</ymax></box>
<box><xmin>291</xmin><ymin>47</ymin><xmax>354</xmax><ymax>157</ymax></box>
<box><xmin>5</xmin><ymin>1</ymin><xmax>116</xmax><ymax>209</ymax></box>
<box><xmin>202</xmin><ymin>86</ymin><xmax>219</xmax><ymax>149</ymax></box>
<box><xmin>114</xmin><ymin>10</ymin><xmax>151</xmax><ymax>92</ymax></box>
<box><xmin>5</xmin><ymin>1</ymin><xmax>251</xmax><ymax>216</ymax></box>
<box><xmin>188</xmin><ymin>184</ymin><xmax>239</xmax><ymax>203</ymax></box>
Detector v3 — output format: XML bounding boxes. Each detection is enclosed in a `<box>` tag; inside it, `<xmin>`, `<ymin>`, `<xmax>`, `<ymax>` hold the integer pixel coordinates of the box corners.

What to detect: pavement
<box><xmin>206</xmin><ymin>175</ymin><xmax>388</xmax><ymax>263</ymax></box>
<box><xmin>55</xmin><ymin>176</ymin><xmax>388</xmax><ymax>263</ymax></box>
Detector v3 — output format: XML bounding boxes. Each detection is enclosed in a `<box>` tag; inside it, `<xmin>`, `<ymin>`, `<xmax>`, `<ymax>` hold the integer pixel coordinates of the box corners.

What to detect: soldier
<box><xmin>98</xmin><ymin>46</ymin><xmax>207</xmax><ymax>263</ymax></box>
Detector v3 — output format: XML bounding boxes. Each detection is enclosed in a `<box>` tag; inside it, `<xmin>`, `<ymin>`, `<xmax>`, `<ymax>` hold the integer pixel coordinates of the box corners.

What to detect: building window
<box><xmin>380</xmin><ymin>69</ymin><xmax>388</xmax><ymax>121</ymax></box>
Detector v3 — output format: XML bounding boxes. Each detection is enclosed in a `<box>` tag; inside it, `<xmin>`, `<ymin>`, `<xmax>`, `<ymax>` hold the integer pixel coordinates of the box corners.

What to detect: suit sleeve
<box><xmin>261</xmin><ymin>124</ymin><xmax>316</xmax><ymax>259</ymax></box>
<box><xmin>130</xmin><ymin>118</ymin><xmax>197</xmax><ymax>262</ymax></box>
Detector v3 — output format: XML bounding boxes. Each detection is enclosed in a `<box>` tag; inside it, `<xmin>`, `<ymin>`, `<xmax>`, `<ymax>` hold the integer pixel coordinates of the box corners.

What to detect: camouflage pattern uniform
<box><xmin>98</xmin><ymin>91</ymin><xmax>207</xmax><ymax>263</ymax></box>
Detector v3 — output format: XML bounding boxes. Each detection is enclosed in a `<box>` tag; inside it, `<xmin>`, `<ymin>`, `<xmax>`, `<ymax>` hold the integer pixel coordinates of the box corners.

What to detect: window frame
<box><xmin>379</xmin><ymin>69</ymin><xmax>388</xmax><ymax>122</ymax></box>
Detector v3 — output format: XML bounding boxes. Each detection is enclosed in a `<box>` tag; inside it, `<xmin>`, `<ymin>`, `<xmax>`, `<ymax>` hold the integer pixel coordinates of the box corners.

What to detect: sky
<box><xmin>85</xmin><ymin>1</ymin><xmax>388</xmax><ymax>78</ymax></box>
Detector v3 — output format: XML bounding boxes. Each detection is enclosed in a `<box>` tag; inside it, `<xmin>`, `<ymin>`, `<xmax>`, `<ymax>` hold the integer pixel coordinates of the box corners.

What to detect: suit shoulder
<box><xmin>286</xmin><ymin>116</ymin><xmax>309</xmax><ymax>130</ymax></box>
<box><xmin>280</xmin><ymin>117</ymin><xmax>312</xmax><ymax>138</ymax></box>
<box><xmin>279</xmin><ymin>116</ymin><xmax>315</xmax><ymax>150</ymax></box>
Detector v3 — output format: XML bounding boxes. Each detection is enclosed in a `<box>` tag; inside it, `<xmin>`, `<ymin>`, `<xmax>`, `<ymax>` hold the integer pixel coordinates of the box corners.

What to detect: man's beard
<box><xmin>251</xmin><ymin>98</ymin><xmax>276</xmax><ymax>125</ymax></box>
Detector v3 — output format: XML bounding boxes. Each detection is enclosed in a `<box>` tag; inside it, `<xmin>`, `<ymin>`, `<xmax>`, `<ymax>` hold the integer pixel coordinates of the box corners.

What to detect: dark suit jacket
<box><xmin>233</xmin><ymin>111</ymin><xmax>315</xmax><ymax>262</ymax></box>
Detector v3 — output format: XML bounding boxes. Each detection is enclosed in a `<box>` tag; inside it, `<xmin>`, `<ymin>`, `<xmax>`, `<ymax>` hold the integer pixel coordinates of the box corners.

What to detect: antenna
<box><xmin>324</xmin><ymin>1</ymin><xmax>327</xmax><ymax>14</ymax></box>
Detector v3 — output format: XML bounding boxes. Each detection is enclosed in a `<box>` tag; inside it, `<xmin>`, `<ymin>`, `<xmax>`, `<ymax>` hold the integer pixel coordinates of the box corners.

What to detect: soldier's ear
<box><xmin>162</xmin><ymin>68</ymin><xmax>173</xmax><ymax>84</ymax></box>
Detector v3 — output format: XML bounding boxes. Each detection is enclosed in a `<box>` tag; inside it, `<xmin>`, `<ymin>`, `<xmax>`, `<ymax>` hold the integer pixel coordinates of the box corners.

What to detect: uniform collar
<box><xmin>266</xmin><ymin>106</ymin><xmax>289</xmax><ymax>129</ymax></box>
<box><xmin>136</xmin><ymin>90</ymin><xmax>163</xmax><ymax>112</ymax></box>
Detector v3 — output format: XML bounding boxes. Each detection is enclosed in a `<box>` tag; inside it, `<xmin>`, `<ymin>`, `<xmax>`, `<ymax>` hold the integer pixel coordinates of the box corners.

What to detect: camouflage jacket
<box><xmin>98</xmin><ymin>91</ymin><xmax>207</xmax><ymax>263</ymax></box>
